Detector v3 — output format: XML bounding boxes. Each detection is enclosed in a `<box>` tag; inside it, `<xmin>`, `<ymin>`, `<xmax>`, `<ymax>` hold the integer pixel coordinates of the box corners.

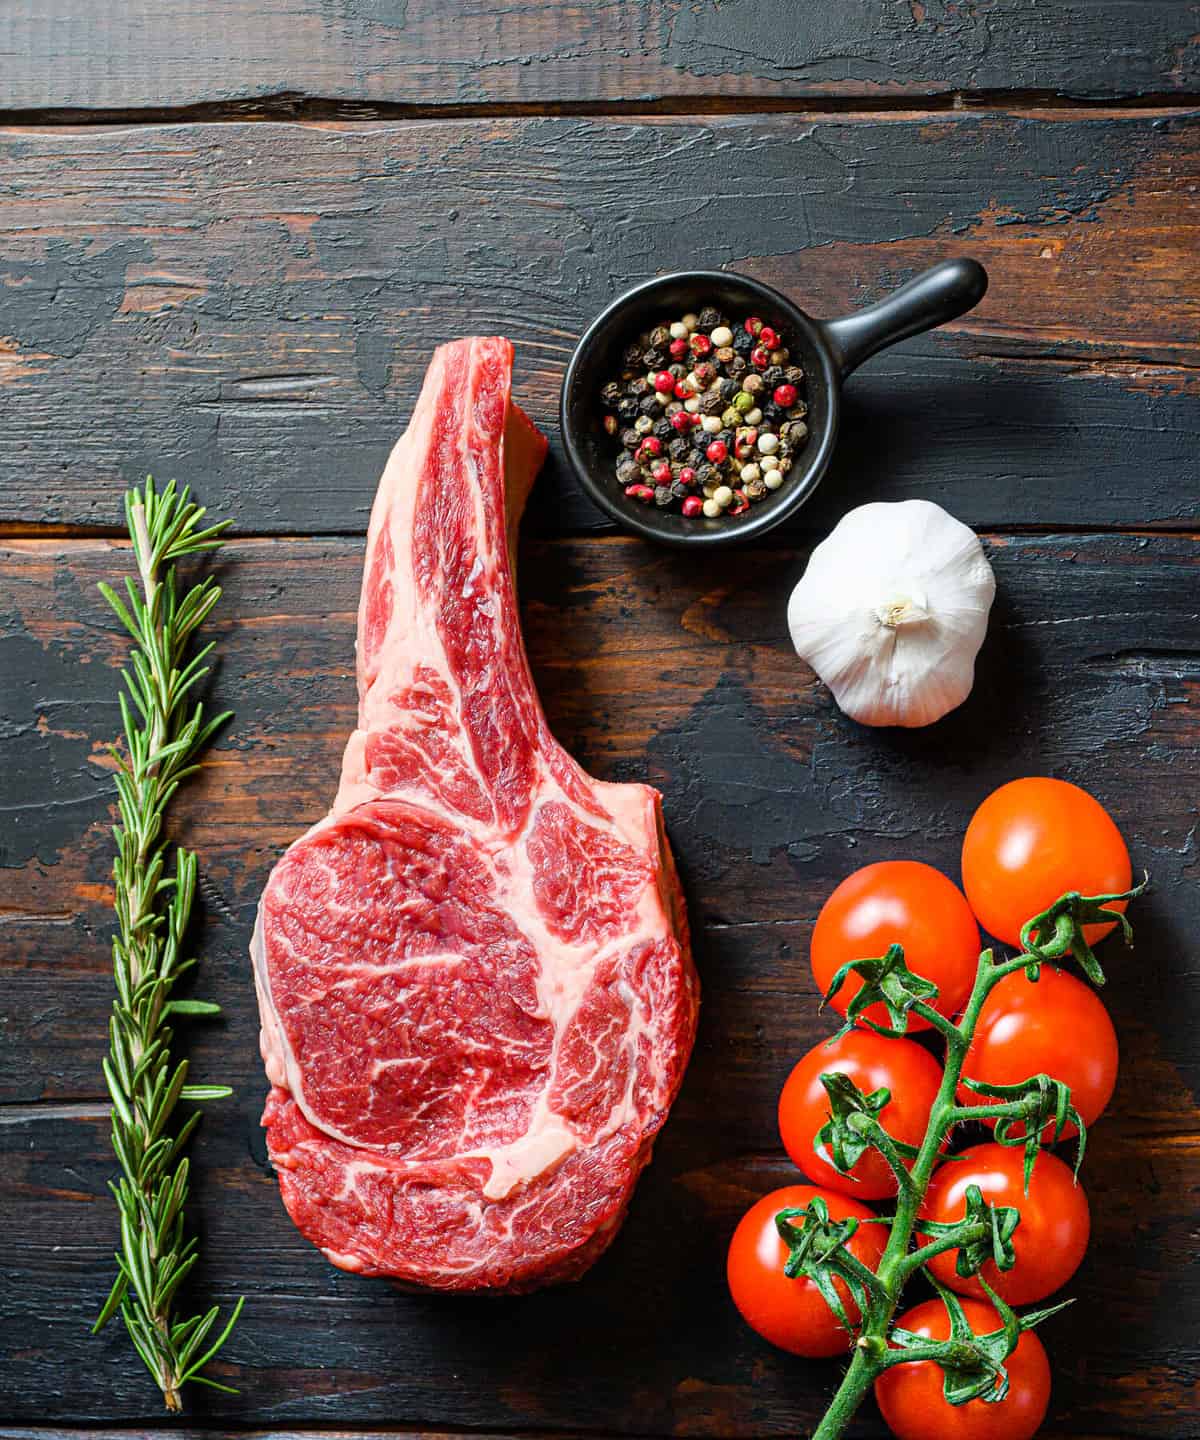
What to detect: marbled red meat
<box><xmin>253</xmin><ymin>337</ymin><xmax>697</xmax><ymax>1292</ymax></box>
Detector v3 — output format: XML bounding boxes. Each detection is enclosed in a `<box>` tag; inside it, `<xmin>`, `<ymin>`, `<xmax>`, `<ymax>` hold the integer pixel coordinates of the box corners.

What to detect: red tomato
<box><xmin>811</xmin><ymin>861</ymin><xmax>980</xmax><ymax>1032</ymax></box>
<box><xmin>919</xmin><ymin>1143</ymin><xmax>1090</xmax><ymax>1304</ymax></box>
<box><xmin>961</xmin><ymin>777</ymin><xmax>1131</xmax><ymax>948</ymax></box>
<box><xmin>875</xmin><ymin>1297</ymin><xmax>1051</xmax><ymax>1440</ymax></box>
<box><xmin>778</xmin><ymin>1031</ymin><xmax>944</xmax><ymax>1200</ymax></box>
<box><xmin>959</xmin><ymin>965</ymin><xmax>1118</xmax><ymax>1136</ymax></box>
<box><xmin>726</xmin><ymin>1184</ymin><xmax>886</xmax><ymax>1357</ymax></box>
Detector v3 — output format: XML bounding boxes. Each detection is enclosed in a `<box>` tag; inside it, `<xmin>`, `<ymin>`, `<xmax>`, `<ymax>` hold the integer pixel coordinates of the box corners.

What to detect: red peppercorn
<box><xmin>668</xmin><ymin>337</ymin><xmax>689</xmax><ymax>360</ymax></box>
<box><xmin>678</xmin><ymin>466</ymin><xmax>697</xmax><ymax>487</ymax></box>
<box><xmin>773</xmin><ymin>383</ymin><xmax>798</xmax><ymax>408</ymax></box>
<box><xmin>689</xmin><ymin>333</ymin><xmax>713</xmax><ymax>357</ymax></box>
<box><xmin>705</xmin><ymin>439</ymin><xmax>728</xmax><ymax>463</ymax></box>
<box><xmin>636</xmin><ymin>436</ymin><xmax>662</xmax><ymax>461</ymax></box>
<box><xmin>673</xmin><ymin>380</ymin><xmax>692</xmax><ymax>400</ymax></box>
<box><xmin>670</xmin><ymin>410</ymin><xmax>694</xmax><ymax>434</ymax></box>
<box><xmin>653</xmin><ymin>370</ymin><xmax>675</xmax><ymax>394</ymax></box>
<box><xmin>728</xmin><ymin>490</ymin><xmax>750</xmax><ymax>516</ymax></box>
<box><xmin>624</xmin><ymin>483</ymin><xmax>654</xmax><ymax>502</ymax></box>
<box><xmin>744</xmin><ymin>316</ymin><xmax>763</xmax><ymax>337</ymax></box>
<box><xmin>650</xmin><ymin>460</ymin><xmax>672</xmax><ymax>484</ymax></box>
<box><xmin>750</xmin><ymin>344</ymin><xmax>770</xmax><ymax>369</ymax></box>
<box><xmin>758</xmin><ymin>326</ymin><xmax>779</xmax><ymax>350</ymax></box>
<box><xmin>681</xmin><ymin>495</ymin><xmax>704</xmax><ymax>517</ymax></box>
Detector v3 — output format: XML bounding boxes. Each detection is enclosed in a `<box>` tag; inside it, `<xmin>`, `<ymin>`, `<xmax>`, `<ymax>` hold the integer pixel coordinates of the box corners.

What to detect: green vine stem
<box><xmin>786</xmin><ymin>882</ymin><xmax>1147</xmax><ymax>1440</ymax></box>
<box><xmin>93</xmin><ymin>478</ymin><xmax>243</xmax><ymax>1410</ymax></box>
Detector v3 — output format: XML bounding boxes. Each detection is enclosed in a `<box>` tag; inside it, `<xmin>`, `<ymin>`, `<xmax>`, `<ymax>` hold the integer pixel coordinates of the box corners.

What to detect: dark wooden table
<box><xmin>1</xmin><ymin>5</ymin><xmax>1198</xmax><ymax>1438</ymax></box>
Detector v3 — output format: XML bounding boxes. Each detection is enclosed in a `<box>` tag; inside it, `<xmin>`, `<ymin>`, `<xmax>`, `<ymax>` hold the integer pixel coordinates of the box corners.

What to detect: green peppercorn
<box><xmin>733</xmin><ymin>391</ymin><xmax>754</xmax><ymax>413</ymax></box>
<box><xmin>721</xmin><ymin>406</ymin><xmax>741</xmax><ymax>428</ymax></box>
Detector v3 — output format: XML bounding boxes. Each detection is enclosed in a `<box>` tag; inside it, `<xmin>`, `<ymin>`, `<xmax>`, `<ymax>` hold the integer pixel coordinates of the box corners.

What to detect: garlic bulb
<box><xmin>787</xmin><ymin>499</ymin><xmax>996</xmax><ymax>728</ymax></box>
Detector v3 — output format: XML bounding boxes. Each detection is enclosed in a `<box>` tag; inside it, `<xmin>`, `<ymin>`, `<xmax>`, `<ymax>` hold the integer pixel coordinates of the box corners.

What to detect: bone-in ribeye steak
<box><xmin>253</xmin><ymin>337</ymin><xmax>697</xmax><ymax>1292</ymax></box>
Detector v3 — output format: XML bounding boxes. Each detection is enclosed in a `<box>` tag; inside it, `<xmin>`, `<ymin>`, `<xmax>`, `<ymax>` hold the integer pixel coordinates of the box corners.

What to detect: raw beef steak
<box><xmin>253</xmin><ymin>337</ymin><xmax>697</xmax><ymax>1292</ymax></box>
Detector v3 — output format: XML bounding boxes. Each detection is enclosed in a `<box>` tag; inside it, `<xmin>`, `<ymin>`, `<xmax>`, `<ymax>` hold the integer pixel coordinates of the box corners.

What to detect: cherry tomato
<box><xmin>919</xmin><ymin>1143</ymin><xmax>1090</xmax><ymax>1304</ymax></box>
<box><xmin>875</xmin><ymin>1297</ymin><xmax>1051</xmax><ymax>1440</ymax></box>
<box><xmin>726</xmin><ymin>1184</ymin><xmax>886</xmax><ymax>1357</ymax></box>
<box><xmin>778</xmin><ymin>1031</ymin><xmax>944</xmax><ymax>1200</ymax></box>
<box><xmin>959</xmin><ymin>965</ymin><xmax>1118</xmax><ymax>1136</ymax></box>
<box><xmin>961</xmin><ymin>777</ymin><xmax>1131</xmax><ymax>948</ymax></box>
<box><xmin>811</xmin><ymin>861</ymin><xmax>980</xmax><ymax>1032</ymax></box>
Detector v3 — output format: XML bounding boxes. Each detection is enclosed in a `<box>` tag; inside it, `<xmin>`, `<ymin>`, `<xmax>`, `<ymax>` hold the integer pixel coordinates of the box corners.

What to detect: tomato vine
<box><xmin>777</xmin><ymin>881</ymin><xmax>1146</xmax><ymax>1440</ymax></box>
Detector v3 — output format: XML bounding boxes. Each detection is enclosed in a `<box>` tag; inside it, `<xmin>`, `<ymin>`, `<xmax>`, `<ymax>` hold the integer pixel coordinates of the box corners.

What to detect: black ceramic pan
<box><xmin>560</xmin><ymin>259</ymin><xmax>988</xmax><ymax>547</ymax></box>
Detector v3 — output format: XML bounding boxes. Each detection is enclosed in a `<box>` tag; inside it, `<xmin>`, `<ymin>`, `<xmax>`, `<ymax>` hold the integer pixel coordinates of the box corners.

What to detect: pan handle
<box><xmin>819</xmin><ymin>258</ymin><xmax>987</xmax><ymax>378</ymax></box>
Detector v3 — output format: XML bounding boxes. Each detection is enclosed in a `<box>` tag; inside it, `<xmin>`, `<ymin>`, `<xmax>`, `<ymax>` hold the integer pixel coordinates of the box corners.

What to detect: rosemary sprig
<box><xmin>93</xmin><ymin>477</ymin><xmax>243</xmax><ymax>1410</ymax></box>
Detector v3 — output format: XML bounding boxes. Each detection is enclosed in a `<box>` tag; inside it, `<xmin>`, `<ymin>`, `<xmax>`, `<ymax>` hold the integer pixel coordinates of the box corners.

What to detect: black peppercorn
<box><xmin>727</xmin><ymin>356</ymin><xmax>747</xmax><ymax>379</ymax></box>
<box><xmin>762</xmin><ymin>366</ymin><xmax>784</xmax><ymax>387</ymax></box>
<box><xmin>732</xmin><ymin>330</ymin><xmax>754</xmax><ymax>355</ymax></box>
<box><xmin>785</xmin><ymin>365</ymin><xmax>805</xmax><ymax>385</ymax></box>
<box><xmin>654</xmin><ymin>484</ymin><xmax>673</xmax><ymax>507</ymax></box>
<box><xmin>668</xmin><ymin>437</ymin><xmax>689</xmax><ymax>460</ymax></box>
<box><xmin>621</xmin><ymin>427</ymin><xmax>641</xmax><ymax>450</ymax></box>
<box><xmin>616</xmin><ymin>459</ymin><xmax>640</xmax><ymax>484</ymax></box>
<box><xmin>698</xmin><ymin>306</ymin><xmax>722</xmax><ymax>329</ymax></box>
<box><xmin>628</xmin><ymin>377</ymin><xmax>650</xmax><ymax>398</ymax></box>
<box><xmin>638</xmin><ymin>396</ymin><xmax>659</xmax><ymax>417</ymax></box>
<box><xmin>698</xmin><ymin>464</ymin><xmax>721</xmax><ymax>488</ymax></box>
<box><xmin>700</xmin><ymin>391</ymin><xmax>724</xmax><ymax>416</ymax></box>
<box><xmin>642</xmin><ymin>348</ymin><xmax>664</xmax><ymax>370</ymax></box>
<box><xmin>760</xmin><ymin>403</ymin><xmax>783</xmax><ymax>425</ymax></box>
<box><xmin>652</xmin><ymin>419</ymin><xmax>673</xmax><ymax>442</ymax></box>
<box><xmin>686</xmin><ymin>447</ymin><xmax>706</xmax><ymax>468</ymax></box>
<box><xmin>622</xmin><ymin>344</ymin><xmax>644</xmax><ymax>369</ymax></box>
<box><xmin>601</xmin><ymin>381</ymin><xmax>621</xmax><ymax>407</ymax></box>
<box><xmin>616</xmin><ymin>397</ymin><xmax>638</xmax><ymax>420</ymax></box>
<box><xmin>718</xmin><ymin>377</ymin><xmax>738</xmax><ymax>401</ymax></box>
<box><xmin>649</xmin><ymin>326</ymin><xmax>671</xmax><ymax>349</ymax></box>
<box><xmin>670</xmin><ymin>480</ymin><xmax>690</xmax><ymax>500</ymax></box>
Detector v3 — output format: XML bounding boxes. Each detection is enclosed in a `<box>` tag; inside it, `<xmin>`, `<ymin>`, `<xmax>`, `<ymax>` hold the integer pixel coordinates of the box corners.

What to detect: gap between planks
<box><xmin>2</xmin><ymin>524</ymin><xmax>1199</xmax><ymax>546</ymax></box>
<box><xmin>0</xmin><ymin>92</ymin><xmax>1198</xmax><ymax>128</ymax></box>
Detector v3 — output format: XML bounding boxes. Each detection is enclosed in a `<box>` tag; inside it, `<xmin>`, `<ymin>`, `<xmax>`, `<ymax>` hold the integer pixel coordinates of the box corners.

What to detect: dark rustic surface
<box><xmin>0</xmin><ymin>114</ymin><xmax>1197</xmax><ymax>537</ymax></box>
<box><xmin>1</xmin><ymin>4</ymin><xmax>1198</xmax><ymax>1438</ymax></box>
<box><xmin>3</xmin><ymin>0</ymin><xmax>1199</xmax><ymax>111</ymax></box>
<box><xmin>2</xmin><ymin>534</ymin><xmax>1198</xmax><ymax>1437</ymax></box>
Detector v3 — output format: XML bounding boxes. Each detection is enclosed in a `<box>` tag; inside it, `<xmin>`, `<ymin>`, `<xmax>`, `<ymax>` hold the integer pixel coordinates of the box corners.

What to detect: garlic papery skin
<box><xmin>787</xmin><ymin>499</ymin><xmax>996</xmax><ymax>728</ymax></box>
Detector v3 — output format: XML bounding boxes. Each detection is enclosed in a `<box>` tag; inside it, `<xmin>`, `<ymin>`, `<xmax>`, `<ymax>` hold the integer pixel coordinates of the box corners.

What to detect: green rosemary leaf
<box><xmin>94</xmin><ymin>478</ymin><xmax>242</xmax><ymax>1411</ymax></box>
<box><xmin>179</xmin><ymin>1084</ymin><xmax>235</xmax><ymax>1102</ymax></box>
<box><xmin>165</xmin><ymin>999</ymin><xmax>222</xmax><ymax>1017</ymax></box>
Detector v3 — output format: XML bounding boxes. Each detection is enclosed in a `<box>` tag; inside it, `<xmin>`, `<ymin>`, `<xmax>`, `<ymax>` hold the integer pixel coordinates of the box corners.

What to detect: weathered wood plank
<box><xmin>0</xmin><ymin>531</ymin><xmax>1196</xmax><ymax>1432</ymax></box>
<box><xmin>2</xmin><ymin>1</ymin><xmax>1198</xmax><ymax>112</ymax></box>
<box><xmin>0</xmin><ymin>114</ymin><xmax>1196</xmax><ymax>538</ymax></box>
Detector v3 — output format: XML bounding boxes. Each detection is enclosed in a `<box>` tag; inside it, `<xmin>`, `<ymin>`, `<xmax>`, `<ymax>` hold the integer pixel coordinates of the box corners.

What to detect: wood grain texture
<box><xmin>2</xmin><ymin>0</ymin><xmax>1199</xmax><ymax>112</ymax></box>
<box><xmin>0</xmin><ymin>113</ymin><xmax>1196</xmax><ymax>539</ymax></box>
<box><xmin>1</xmin><ymin>531</ymin><xmax>1197</xmax><ymax>1435</ymax></box>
